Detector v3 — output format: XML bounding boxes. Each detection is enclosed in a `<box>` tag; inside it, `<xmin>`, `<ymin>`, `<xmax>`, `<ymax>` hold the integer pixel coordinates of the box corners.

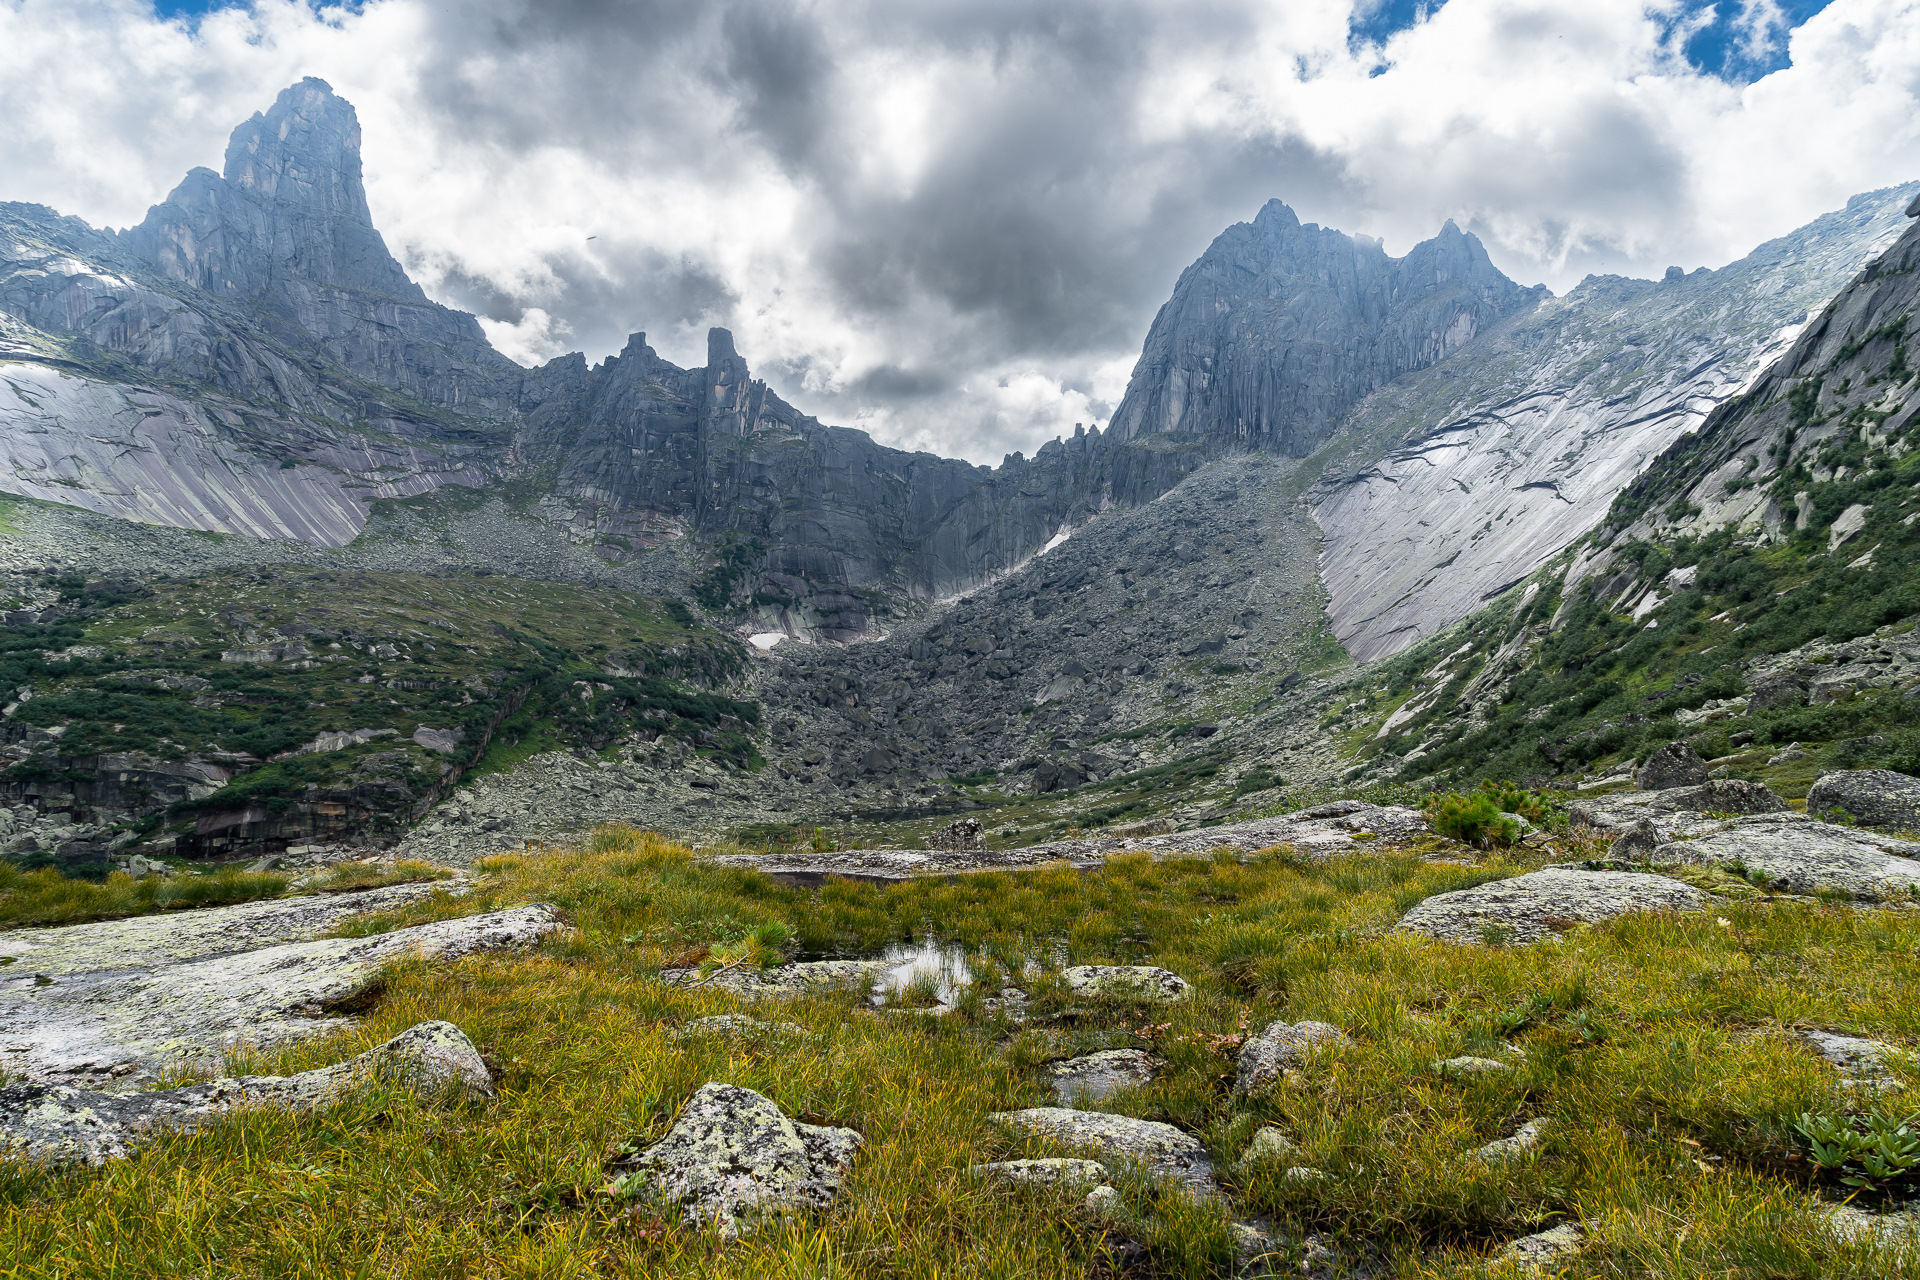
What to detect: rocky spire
<box><xmin>123</xmin><ymin>77</ymin><xmax>424</xmax><ymax>304</ymax></box>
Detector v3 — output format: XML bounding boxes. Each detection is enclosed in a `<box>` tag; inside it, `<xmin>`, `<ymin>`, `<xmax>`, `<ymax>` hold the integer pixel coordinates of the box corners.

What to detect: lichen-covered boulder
<box><xmin>1806</xmin><ymin>770</ymin><xmax>1920</xmax><ymax>832</ymax></box>
<box><xmin>0</xmin><ymin>1020</ymin><xmax>491</xmax><ymax>1168</ymax></box>
<box><xmin>1637</xmin><ymin>741</ymin><xmax>1709</xmax><ymax>791</ymax></box>
<box><xmin>1395</xmin><ymin>868</ymin><xmax>1707</xmax><ymax>944</ymax></box>
<box><xmin>968</xmin><ymin>1157</ymin><xmax>1108</xmax><ymax>1187</ymax></box>
<box><xmin>1651</xmin><ymin>815</ymin><xmax>1920</xmax><ymax>900</ymax></box>
<box><xmin>1499</xmin><ymin>1224</ymin><xmax>1583</xmax><ymax>1270</ymax></box>
<box><xmin>1232</xmin><ymin>1126</ymin><xmax>1302</xmax><ymax>1173</ymax></box>
<box><xmin>1049</xmin><ymin>1049</ymin><xmax>1160</xmax><ymax>1104</ymax></box>
<box><xmin>1471</xmin><ymin>1119</ymin><xmax>1548</xmax><ymax>1162</ymax></box>
<box><xmin>1608</xmin><ymin>819</ymin><xmax>1661</xmax><ymax>860</ymax></box>
<box><xmin>605</xmin><ymin>1083</ymin><xmax>861</xmax><ymax>1237</ymax></box>
<box><xmin>660</xmin><ymin>960</ymin><xmax>884</xmax><ymax>999</ymax></box>
<box><xmin>1235</xmin><ymin>1020</ymin><xmax>1351</xmax><ymax>1095</ymax></box>
<box><xmin>989</xmin><ymin>1106</ymin><xmax>1214</xmax><ymax>1191</ymax></box>
<box><xmin>1059</xmin><ymin>965</ymin><xmax>1191</xmax><ymax>1003</ymax></box>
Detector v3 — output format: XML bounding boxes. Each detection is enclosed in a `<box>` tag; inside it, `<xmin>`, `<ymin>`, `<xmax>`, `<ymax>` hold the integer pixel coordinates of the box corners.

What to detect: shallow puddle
<box><xmin>869</xmin><ymin>939</ymin><xmax>973</xmax><ymax>1007</ymax></box>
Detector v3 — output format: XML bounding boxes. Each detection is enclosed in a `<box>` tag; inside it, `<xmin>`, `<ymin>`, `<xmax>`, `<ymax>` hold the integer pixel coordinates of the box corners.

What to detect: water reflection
<box><xmin>870</xmin><ymin>939</ymin><xmax>973</xmax><ymax>1007</ymax></box>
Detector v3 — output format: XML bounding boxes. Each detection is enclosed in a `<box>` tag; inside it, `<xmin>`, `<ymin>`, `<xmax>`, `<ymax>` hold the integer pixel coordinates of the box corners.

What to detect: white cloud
<box><xmin>1</xmin><ymin>0</ymin><xmax>1917</xmax><ymax>465</ymax></box>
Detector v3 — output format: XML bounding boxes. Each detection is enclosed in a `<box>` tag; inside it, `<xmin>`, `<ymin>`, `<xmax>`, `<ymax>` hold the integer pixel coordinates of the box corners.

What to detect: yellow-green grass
<box><xmin>0</xmin><ymin>862</ymin><xmax>290</xmax><ymax>928</ymax></box>
<box><xmin>0</xmin><ymin>859</ymin><xmax>451</xmax><ymax>929</ymax></box>
<box><xmin>2</xmin><ymin>825</ymin><xmax>1916</xmax><ymax>1277</ymax></box>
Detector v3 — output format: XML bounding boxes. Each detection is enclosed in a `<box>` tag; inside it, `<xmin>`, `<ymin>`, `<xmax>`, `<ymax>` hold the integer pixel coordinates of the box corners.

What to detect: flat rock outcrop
<box><xmin>990</xmin><ymin>1106</ymin><xmax>1215</xmax><ymax>1192</ymax></box>
<box><xmin>701</xmin><ymin>805</ymin><xmax>1427</xmax><ymax>884</ymax></box>
<box><xmin>1395</xmin><ymin>868</ymin><xmax>1708</xmax><ymax>944</ymax></box>
<box><xmin>604</xmin><ymin>1082</ymin><xmax>861</xmax><ymax>1237</ymax></box>
<box><xmin>1</xmin><ymin>902</ymin><xmax>561</xmax><ymax>1085</ymax></box>
<box><xmin>1806</xmin><ymin>770</ymin><xmax>1920</xmax><ymax>832</ymax></box>
<box><xmin>1650</xmin><ymin>814</ymin><xmax>1920</xmax><ymax>900</ymax></box>
<box><xmin>0</xmin><ymin>1020</ymin><xmax>490</xmax><ymax>1168</ymax></box>
<box><xmin>1568</xmin><ymin>780</ymin><xmax>1787</xmax><ymax>829</ymax></box>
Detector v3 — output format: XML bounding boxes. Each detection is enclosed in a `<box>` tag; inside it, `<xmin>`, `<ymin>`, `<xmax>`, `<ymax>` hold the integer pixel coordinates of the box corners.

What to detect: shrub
<box><xmin>1423</xmin><ymin>792</ymin><xmax>1520</xmax><ymax>848</ymax></box>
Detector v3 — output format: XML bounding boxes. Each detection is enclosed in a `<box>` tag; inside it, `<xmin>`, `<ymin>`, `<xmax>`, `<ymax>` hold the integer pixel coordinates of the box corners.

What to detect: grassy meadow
<box><xmin>1</xmin><ymin>825</ymin><xmax>1917</xmax><ymax>1277</ymax></box>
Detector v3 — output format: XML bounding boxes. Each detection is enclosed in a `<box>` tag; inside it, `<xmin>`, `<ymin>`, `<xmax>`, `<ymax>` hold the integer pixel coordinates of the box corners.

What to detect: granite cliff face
<box><xmin>0</xmin><ymin>81</ymin><xmax>1204</xmax><ymax>632</ymax></box>
<box><xmin>1106</xmin><ymin>201</ymin><xmax>1541</xmax><ymax>453</ymax></box>
<box><xmin>1310</xmin><ymin>184</ymin><xmax>1919</xmax><ymax>661</ymax></box>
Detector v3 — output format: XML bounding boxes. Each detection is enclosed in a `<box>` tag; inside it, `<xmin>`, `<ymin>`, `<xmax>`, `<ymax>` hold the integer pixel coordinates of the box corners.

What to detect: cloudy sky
<box><xmin>2</xmin><ymin>0</ymin><xmax>1917</xmax><ymax>463</ymax></box>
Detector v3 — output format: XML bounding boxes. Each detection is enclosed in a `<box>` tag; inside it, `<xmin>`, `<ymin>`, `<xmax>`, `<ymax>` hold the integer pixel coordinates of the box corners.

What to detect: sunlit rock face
<box><xmin>1312</xmin><ymin>183</ymin><xmax>1919</xmax><ymax>662</ymax></box>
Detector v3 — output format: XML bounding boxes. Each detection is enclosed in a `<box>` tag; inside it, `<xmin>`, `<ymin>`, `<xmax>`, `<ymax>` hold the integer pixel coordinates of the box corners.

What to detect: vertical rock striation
<box><xmin>1107</xmin><ymin>201</ymin><xmax>1542</xmax><ymax>454</ymax></box>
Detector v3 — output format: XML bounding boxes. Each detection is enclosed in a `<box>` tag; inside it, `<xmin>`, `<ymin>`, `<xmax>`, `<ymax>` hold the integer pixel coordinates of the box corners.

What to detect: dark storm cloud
<box><xmin>377</xmin><ymin>0</ymin><xmax>1361</xmax><ymax>448</ymax></box>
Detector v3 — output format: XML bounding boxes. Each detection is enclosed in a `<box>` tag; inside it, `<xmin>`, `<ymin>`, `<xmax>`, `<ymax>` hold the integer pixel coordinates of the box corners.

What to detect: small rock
<box><xmin>0</xmin><ymin>1021</ymin><xmax>490</xmax><ymax>1168</ymax></box>
<box><xmin>1497</xmin><ymin>1223</ymin><xmax>1582</xmax><ymax>1269</ymax></box>
<box><xmin>970</xmin><ymin>1157</ymin><xmax>1108</xmax><ymax>1187</ymax></box>
<box><xmin>669</xmin><ymin>1015</ymin><xmax>809</xmax><ymax>1041</ymax></box>
<box><xmin>1059</xmin><ymin>965</ymin><xmax>1191</xmax><ymax>1003</ymax></box>
<box><xmin>1233</xmin><ymin>1126</ymin><xmax>1302</xmax><ymax>1172</ymax></box>
<box><xmin>1230</xmin><ymin>1219</ymin><xmax>1282</xmax><ymax>1271</ymax></box>
<box><xmin>989</xmin><ymin>1107</ymin><xmax>1214</xmax><ymax>1191</ymax></box>
<box><xmin>1822</xmin><ymin>1199</ymin><xmax>1920</xmax><ymax>1244</ymax></box>
<box><xmin>1470</xmin><ymin>1119</ymin><xmax>1548</xmax><ymax>1162</ymax></box>
<box><xmin>1049</xmin><ymin>1049</ymin><xmax>1161</xmax><ymax>1104</ymax></box>
<box><xmin>1236</xmin><ymin>1020</ymin><xmax>1351</xmax><ymax>1095</ymax></box>
<box><xmin>1082</xmin><ymin>1183</ymin><xmax>1122</xmax><ymax>1213</ymax></box>
<box><xmin>1282</xmin><ymin>1166</ymin><xmax>1330</xmax><ymax>1183</ymax></box>
<box><xmin>604</xmin><ymin>1082</ymin><xmax>862</xmax><ymax>1238</ymax></box>
<box><xmin>1396</xmin><ymin>868</ymin><xmax>1707</xmax><ymax>945</ymax></box>
<box><xmin>1806</xmin><ymin>769</ymin><xmax>1920</xmax><ymax>832</ymax></box>
<box><xmin>1608</xmin><ymin>819</ymin><xmax>1660</xmax><ymax>860</ymax></box>
<box><xmin>1435</xmin><ymin>1056</ymin><xmax>1511</xmax><ymax>1076</ymax></box>
<box><xmin>1803</xmin><ymin>1030</ymin><xmax>1906</xmax><ymax>1089</ymax></box>
<box><xmin>1769</xmin><ymin>744</ymin><xmax>1807</xmax><ymax>765</ymax></box>
<box><xmin>1638</xmin><ymin>741</ymin><xmax>1709</xmax><ymax>791</ymax></box>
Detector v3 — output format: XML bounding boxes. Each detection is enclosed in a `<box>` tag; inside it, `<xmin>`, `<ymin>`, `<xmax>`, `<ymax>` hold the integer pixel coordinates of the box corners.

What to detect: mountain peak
<box><xmin>221</xmin><ymin>77</ymin><xmax>371</xmax><ymax>228</ymax></box>
<box><xmin>123</xmin><ymin>79</ymin><xmax>424</xmax><ymax>306</ymax></box>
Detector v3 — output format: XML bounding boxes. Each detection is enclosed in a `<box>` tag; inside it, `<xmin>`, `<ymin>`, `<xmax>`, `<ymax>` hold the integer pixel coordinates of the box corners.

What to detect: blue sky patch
<box><xmin>1350</xmin><ymin>0</ymin><xmax>1837</xmax><ymax>84</ymax></box>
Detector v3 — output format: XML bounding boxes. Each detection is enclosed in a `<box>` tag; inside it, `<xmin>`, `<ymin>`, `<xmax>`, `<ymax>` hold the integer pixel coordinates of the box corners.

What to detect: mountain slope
<box><xmin>1340</xmin><ymin>200</ymin><xmax>1920</xmax><ymax>793</ymax></box>
<box><xmin>1310</xmin><ymin>183</ymin><xmax>1920</xmax><ymax>662</ymax></box>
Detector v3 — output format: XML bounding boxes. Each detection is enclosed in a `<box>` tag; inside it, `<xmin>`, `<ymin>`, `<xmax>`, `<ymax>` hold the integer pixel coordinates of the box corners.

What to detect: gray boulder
<box><xmin>1499</xmin><ymin>1224</ymin><xmax>1583</xmax><ymax>1270</ymax></box>
<box><xmin>1637</xmin><ymin>741</ymin><xmax>1710</xmax><ymax>791</ymax></box>
<box><xmin>1803</xmin><ymin>1030</ymin><xmax>1906</xmax><ymax>1090</ymax></box>
<box><xmin>1049</xmin><ymin>1049</ymin><xmax>1160</xmax><ymax>1105</ymax></box>
<box><xmin>605</xmin><ymin>1082</ymin><xmax>862</xmax><ymax>1238</ymax></box>
<box><xmin>1748</xmin><ymin>674</ymin><xmax>1809</xmax><ymax>711</ymax></box>
<box><xmin>1233</xmin><ymin>1126</ymin><xmax>1303</xmax><ymax>1172</ymax></box>
<box><xmin>1396</xmin><ymin>868</ymin><xmax>1707</xmax><ymax>944</ymax></box>
<box><xmin>1608</xmin><ymin>819</ymin><xmax>1661</xmax><ymax>859</ymax></box>
<box><xmin>1650</xmin><ymin>814</ymin><xmax>1920</xmax><ymax>900</ymax></box>
<box><xmin>1060</xmin><ymin>965</ymin><xmax>1191</xmax><ymax>1003</ymax></box>
<box><xmin>0</xmin><ymin>1020</ymin><xmax>489</xmax><ymax>1168</ymax></box>
<box><xmin>1236</xmin><ymin>1020</ymin><xmax>1351</xmax><ymax>1095</ymax></box>
<box><xmin>1806</xmin><ymin>769</ymin><xmax>1920</xmax><ymax>832</ymax></box>
<box><xmin>3</xmin><ymin>901</ymin><xmax>557</xmax><ymax>1086</ymax></box>
<box><xmin>989</xmin><ymin>1107</ymin><xmax>1215</xmax><ymax>1191</ymax></box>
<box><xmin>1569</xmin><ymin>779</ymin><xmax>1786</xmax><ymax>829</ymax></box>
